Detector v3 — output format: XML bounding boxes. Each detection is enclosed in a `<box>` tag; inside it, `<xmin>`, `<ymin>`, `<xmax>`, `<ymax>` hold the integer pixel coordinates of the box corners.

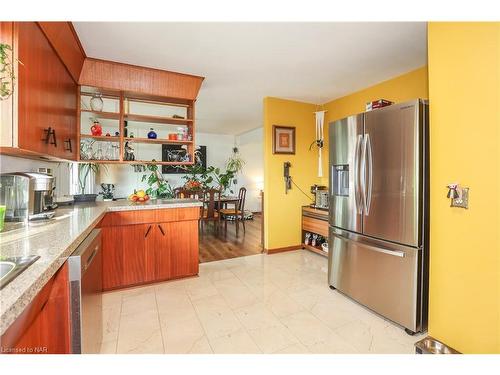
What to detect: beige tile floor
<box><xmin>100</xmin><ymin>250</ymin><xmax>425</xmax><ymax>354</ymax></box>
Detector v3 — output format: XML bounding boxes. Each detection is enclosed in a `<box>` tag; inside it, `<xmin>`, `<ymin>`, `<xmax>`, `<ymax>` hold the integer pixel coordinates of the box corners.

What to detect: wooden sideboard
<box><xmin>301</xmin><ymin>206</ymin><xmax>328</xmax><ymax>257</ymax></box>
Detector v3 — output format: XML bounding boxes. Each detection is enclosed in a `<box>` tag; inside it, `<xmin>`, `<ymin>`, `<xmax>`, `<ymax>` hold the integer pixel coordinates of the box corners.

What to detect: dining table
<box><xmin>199</xmin><ymin>195</ymin><xmax>239</xmax><ymax>209</ymax></box>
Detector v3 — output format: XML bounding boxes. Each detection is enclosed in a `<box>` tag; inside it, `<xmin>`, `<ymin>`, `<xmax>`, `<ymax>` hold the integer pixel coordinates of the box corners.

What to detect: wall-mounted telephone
<box><xmin>284</xmin><ymin>162</ymin><xmax>292</xmax><ymax>194</ymax></box>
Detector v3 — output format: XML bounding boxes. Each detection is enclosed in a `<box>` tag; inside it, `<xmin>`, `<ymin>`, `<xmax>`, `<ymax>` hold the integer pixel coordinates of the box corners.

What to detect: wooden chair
<box><xmin>200</xmin><ymin>188</ymin><xmax>222</xmax><ymax>233</ymax></box>
<box><xmin>174</xmin><ymin>188</ymin><xmax>202</xmax><ymax>200</ymax></box>
<box><xmin>220</xmin><ymin>187</ymin><xmax>247</xmax><ymax>235</ymax></box>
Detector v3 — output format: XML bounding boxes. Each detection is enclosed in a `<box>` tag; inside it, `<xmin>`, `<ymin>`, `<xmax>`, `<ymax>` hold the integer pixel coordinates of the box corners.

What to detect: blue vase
<box><xmin>147</xmin><ymin>128</ymin><xmax>157</xmax><ymax>139</ymax></box>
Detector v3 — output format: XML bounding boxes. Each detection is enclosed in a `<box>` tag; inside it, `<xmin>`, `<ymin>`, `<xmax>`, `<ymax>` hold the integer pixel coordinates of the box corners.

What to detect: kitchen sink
<box><xmin>0</xmin><ymin>256</ymin><xmax>40</xmax><ymax>290</ymax></box>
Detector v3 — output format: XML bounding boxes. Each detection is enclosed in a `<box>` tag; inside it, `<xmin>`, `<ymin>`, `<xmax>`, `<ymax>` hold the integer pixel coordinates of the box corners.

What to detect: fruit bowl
<box><xmin>128</xmin><ymin>190</ymin><xmax>150</xmax><ymax>203</ymax></box>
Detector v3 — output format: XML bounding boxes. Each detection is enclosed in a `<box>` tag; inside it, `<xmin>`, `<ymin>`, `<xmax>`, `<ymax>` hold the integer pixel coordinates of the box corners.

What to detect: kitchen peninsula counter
<box><xmin>0</xmin><ymin>199</ymin><xmax>202</xmax><ymax>336</ymax></box>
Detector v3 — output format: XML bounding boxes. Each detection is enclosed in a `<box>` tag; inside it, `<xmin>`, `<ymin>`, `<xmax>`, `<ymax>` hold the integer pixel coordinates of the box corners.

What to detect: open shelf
<box><xmin>124</xmin><ymin>137</ymin><xmax>192</xmax><ymax>145</ymax></box>
<box><xmin>81</xmin><ymin>109</ymin><xmax>120</xmax><ymax>120</ymax></box>
<box><xmin>78</xmin><ymin>86</ymin><xmax>196</xmax><ymax>164</ymax></box>
<box><xmin>302</xmin><ymin>244</ymin><xmax>328</xmax><ymax>258</ymax></box>
<box><xmin>125</xmin><ymin>113</ymin><xmax>192</xmax><ymax>125</ymax></box>
<box><xmin>79</xmin><ymin>160</ymin><xmax>194</xmax><ymax>165</ymax></box>
<box><xmin>80</xmin><ymin>135</ymin><xmax>121</xmax><ymax>141</ymax></box>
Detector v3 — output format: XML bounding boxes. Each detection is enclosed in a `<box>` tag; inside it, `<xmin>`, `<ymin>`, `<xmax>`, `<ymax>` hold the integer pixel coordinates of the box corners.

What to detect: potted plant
<box><xmin>226</xmin><ymin>147</ymin><xmax>245</xmax><ymax>185</ymax></box>
<box><xmin>74</xmin><ymin>163</ymin><xmax>102</xmax><ymax>202</ymax></box>
<box><xmin>0</xmin><ymin>43</ymin><xmax>22</xmax><ymax>101</ymax></box>
<box><xmin>212</xmin><ymin>167</ymin><xmax>236</xmax><ymax>194</ymax></box>
<box><xmin>181</xmin><ymin>164</ymin><xmax>213</xmax><ymax>190</ymax></box>
<box><xmin>141</xmin><ymin>163</ymin><xmax>175</xmax><ymax>199</ymax></box>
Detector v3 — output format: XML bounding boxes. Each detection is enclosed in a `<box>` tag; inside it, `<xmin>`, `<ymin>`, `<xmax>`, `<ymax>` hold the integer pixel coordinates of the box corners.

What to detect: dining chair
<box><xmin>174</xmin><ymin>188</ymin><xmax>202</xmax><ymax>200</ymax></box>
<box><xmin>220</xmin><ymin>187</ymin><xmax>247</xmax><ymax>235</ymax></box>
<box><xmin>174</xmin><ymin>188</ymin><xmax>203</xmax><ymax>229</ymax></box>
<box><xmin>200</xmin><ymin>188</ymin><xmax>222</xmax><ymax>234</ymax></box>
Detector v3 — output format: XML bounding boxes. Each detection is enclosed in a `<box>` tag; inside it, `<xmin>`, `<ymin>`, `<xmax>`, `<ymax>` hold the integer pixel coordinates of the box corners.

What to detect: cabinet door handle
<box><xmin>43</xmin><ymin>127</ymin><xmax>53</xmax><ymax>144</ymax></box>
<box><xmin>51</xmin><ymin>128</ymin><xmax>57</xmax><ymax>147</ymax></box>
<box><xmin>64</xmin><ymin>138</ymin><xmax>72</xmax><ymax>152</ymax></box>
<box><xmin>145</xmin><ymin>225</ymin><xmax>152</xmax><ymax>238</ymax></box>
<box><xmin>158</xmin><ymin>224</ymin><xmax>165</xmax><ymax>236</ymax></box>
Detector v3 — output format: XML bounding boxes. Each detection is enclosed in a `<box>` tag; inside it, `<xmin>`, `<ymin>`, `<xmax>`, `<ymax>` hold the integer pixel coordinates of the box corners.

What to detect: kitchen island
<box><xmin>0</xmin><ymin>199</ymin><xmax>202</xmax><ymax>339</ymax></box>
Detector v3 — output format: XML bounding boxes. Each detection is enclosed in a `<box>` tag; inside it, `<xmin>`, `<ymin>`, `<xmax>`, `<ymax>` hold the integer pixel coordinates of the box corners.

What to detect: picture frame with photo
<box><xmin>272</xmin><ymin>125</ymin><xmax>296</xmax><ymax>154</ymax></box>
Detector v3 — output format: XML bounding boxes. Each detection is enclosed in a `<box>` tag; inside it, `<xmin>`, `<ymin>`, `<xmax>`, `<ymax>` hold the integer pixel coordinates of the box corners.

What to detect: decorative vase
<box><xmin>90</xmin><ymin>120</ymin><xmax>102</xmax><ymax>136</ymax></box>
<box><xmin>147</xmin><ymin>128</ymin><xmax>157</xmax><ymax>139</ymax></box>
<box><xmin>90</xmin><ymin>93</ymin><xmax>104</xmax><ymax>112</ymax></box>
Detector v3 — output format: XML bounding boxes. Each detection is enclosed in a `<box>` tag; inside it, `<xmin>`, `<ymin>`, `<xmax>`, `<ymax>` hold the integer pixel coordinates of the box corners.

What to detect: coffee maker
<box><xmin>310</xmin><ymin>184</ymin><xmax>329</xmax><ymax>210</ymax></box>
<box><xmin>0</xmin><ymin>172</ymin><xmax>57</xmax><ymax>221</ymax></box>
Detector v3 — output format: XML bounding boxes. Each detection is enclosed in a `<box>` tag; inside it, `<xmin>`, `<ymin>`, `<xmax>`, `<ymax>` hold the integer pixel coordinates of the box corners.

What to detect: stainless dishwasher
<box><xmin>68</xmin><ymin>229</ymin><xmax>103</xmax><ymax>354</ymax></box>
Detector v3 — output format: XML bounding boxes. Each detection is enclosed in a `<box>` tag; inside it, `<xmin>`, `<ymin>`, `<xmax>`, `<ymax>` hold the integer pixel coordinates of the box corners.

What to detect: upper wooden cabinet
<box><xmin>17</xmin><ymin>22</ymin><xmax>78</xmax><ymax>160</ymax></box>
<box><xmin>0</xmin><ymin>22</ymin><xmax>78</xmax><ymax>161</ymax></box>
<box><xmin>0</xmin><ymin>22</ymin><xmax>204</xmax><ymax>163</ymax></box>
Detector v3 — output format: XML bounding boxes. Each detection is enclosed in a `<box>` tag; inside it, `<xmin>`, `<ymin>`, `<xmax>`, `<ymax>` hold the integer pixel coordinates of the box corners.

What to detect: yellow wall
<box><xmin>263</xmin><ymin>69</ymin><xmax>429</xmax><ymax>250</ymax></box>
<box><xmin>427</xmin><ymin>22</ymin><xmax>500</xmax><ymax>354</ymax></box>
<box><xmin>320</xmin><ymin>67</ymin><xmax>429</xmax><ymax>184</ymax></box>
<box><xmin>263</xmin><ymin>97</ymin><xmax>320</xmax><ymax>250</ymax></box>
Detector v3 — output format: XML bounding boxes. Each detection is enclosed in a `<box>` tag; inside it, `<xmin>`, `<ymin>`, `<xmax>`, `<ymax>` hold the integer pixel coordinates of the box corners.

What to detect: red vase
<box><xmin>91</xmin><ymin>121</ymin><xmax>102</xmax><ymax>136</ymax></box>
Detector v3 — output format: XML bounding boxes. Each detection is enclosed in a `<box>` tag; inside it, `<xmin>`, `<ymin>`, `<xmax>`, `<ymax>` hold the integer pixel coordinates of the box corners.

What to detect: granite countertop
<box><xmin>0</xmin><ymin>198</ymin><xmax>202</xmax><ymax>336</ymax></box>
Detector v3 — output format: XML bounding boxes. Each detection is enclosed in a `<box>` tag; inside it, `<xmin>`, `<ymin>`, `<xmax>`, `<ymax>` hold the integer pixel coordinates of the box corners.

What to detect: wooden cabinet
<box><xmin>101</xmin><ymin>225</ymin><xmax>123</xmax><ymax>289</ymax></box>
<box><xmin>302</xmin><ymin>206</ymin><xmax>329</xmax><ymax>257</ymax></box>
<box><xmin>0</xmin><ymin>263</ymin><xmax>71</xmax><ymax>354</ymax></box>
<box><xmin>17</xmin><ymin>22</ymin><xmax>77</xmax><ymax>160</ymax></box>
<box><xmin>168</xmin><ymin>221</ymin><xmax>199</xmax><ymax>278</ymax></box>
<box><xmin>0</xmin><ymin>22</ymin><xmax>77</xmax><ymax>161</ymax></box>
<box><xmin>99</xmin><ymin>207</ymin><xmax>199</xmax><ymax>290</ymax></box>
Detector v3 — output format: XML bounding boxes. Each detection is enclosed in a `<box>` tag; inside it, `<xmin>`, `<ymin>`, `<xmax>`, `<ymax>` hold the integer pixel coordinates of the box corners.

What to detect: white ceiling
<box><xmin>73</xmin><ymin>22</ymin><xmax>427</xmax><ymax>135</ymax></box>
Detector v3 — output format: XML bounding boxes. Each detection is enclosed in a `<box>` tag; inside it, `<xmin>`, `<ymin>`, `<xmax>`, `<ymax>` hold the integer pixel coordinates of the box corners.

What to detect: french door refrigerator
<box><xmin>327</xmin><ymin>99</ymin><xmax>429</xmax><ymax>334</ymax></box>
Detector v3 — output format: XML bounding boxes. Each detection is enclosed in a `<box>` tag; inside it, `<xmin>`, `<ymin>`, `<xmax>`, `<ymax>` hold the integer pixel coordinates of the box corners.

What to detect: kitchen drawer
<box><xmin>102</xmin><ymin>207</ymin><xmax>200</xmax><ymax>227</ymax></box>
<box><xmin>156</xmin><ymin>207</ymin><xmax>200</xmax><ymax>223</ymax></box>
<box><xmin>107</xmin><ymin>210</ymin><xmax>157</xmax><ymax>226</ymax></box>
<box><xmin>302</xmin><ymin>216</ymin><xmax>328</xmax><ymax>237</ymax></box>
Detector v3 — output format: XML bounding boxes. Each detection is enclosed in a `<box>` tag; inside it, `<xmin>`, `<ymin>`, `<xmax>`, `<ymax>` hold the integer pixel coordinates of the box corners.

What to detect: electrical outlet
<box><xmin>451</xmin><ymin>187</ymin><xmax>469</xmax><ymax>209</ymax></box>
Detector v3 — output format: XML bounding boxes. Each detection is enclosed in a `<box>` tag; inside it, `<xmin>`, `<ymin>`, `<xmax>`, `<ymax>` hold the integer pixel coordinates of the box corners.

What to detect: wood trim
<box><xmin>265</xmin><ymin>245</ymin><xmax>302</xmax><ymax>254</ymax></box>
<box><xmin>36</xmin><ymin>22</ymin><xmax>86</xmax><ymax>83</ymax></box>
<box><xmin>0</xmin><ymin>147</ymin><xmax>74</xmax><ymax>163</ymax></box>
<box><xmin>68</xmin><ymin>22</ymin><xmax>86</xmax><ymax>58</ymax></box>
<box><xmin>76</xmin><ymin>87</ymin><xmax>81</xmax><ymax>161</ymax></box>
<box><xmin>303</xmin><ymin>244</ymin><xmax>328</xmax><ymax>258</ymax></box>
<box><xmin>84</xmin><ymin>57</ymin><xmax>204</xmax><ymax>80</ymax></box>
<box><xmin>79</xmin><ymin>58</ymin><xmax>204</xmax><ymax>101</ymax></box>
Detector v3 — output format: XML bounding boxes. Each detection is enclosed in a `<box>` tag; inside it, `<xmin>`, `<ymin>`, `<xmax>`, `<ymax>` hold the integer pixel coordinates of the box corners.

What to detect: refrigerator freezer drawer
<box><xmin>328</xmin><ymin>228</ymin><xmax>422</xmax><ymax>332</ymax></box>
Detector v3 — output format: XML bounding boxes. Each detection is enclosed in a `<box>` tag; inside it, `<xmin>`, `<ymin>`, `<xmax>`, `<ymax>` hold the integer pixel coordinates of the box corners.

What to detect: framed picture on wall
<box><xmin>272</xmin><ymin>125</ymin><xmax>296</xmax><ymax>154</ymax></box>
<box><xmin>162</xmin><ymin>145</ymin><xmax>207</xmax><ymax>174</ymax></box>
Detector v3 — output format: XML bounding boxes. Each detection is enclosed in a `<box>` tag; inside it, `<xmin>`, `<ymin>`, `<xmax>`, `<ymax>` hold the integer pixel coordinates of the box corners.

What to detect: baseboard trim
<box><xmin>265</xmin><ymin>245</ymin><xmax>303</xmax><ymax>254</ymax></box>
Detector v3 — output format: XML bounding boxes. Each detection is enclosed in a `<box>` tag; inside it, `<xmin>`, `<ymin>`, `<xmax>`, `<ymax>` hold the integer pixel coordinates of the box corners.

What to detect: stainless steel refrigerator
<box><xmin>328</xmin><ymin>99</ymin><xmax>429</xmax><ymax>334</ymax></box>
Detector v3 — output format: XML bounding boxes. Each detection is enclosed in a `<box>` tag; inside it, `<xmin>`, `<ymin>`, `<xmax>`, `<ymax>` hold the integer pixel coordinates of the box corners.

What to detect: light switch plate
<box><xmin>451</xmin><ymin>187</ymin><xmax>469</xmax><ymax>209</ymax></box>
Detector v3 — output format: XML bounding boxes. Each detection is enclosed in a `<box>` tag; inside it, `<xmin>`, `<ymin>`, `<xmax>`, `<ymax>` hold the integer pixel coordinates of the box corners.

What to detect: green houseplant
<box><xmin>74</xmin><ymin>163</ymin><xmax>103</xmax><ymax>202</ymax></box>
<box><xmin>226</xmin><ymin>147</ymin><xmax>245</xmax><ymax>186</ymax></box>
<box><xmin>0</xmin><ymin>43</ymin><xmax>22</xmax><ymax>101</ymax></box>
<box><xmin>226</xmin><ymin>147</ymin><xmax>245</xmax><ymax>174</ymax></box>
<box><xmin>141</xmin><ymin>163</ymin><xmax>175</xmax><ymax>199</ymax></box>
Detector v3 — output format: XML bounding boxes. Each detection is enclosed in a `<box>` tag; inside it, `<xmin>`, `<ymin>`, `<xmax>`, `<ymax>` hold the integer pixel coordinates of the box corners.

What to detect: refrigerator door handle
<box><xmin>354</xmin><ymin>134</ymin><xmax>363</xmax><ymax>214</ymax></box>
<box><xmin>365</xmin><ymin>133</ymin><xmax>373</xmax><ymax>215</ymax></box>
<box><xmin>360</xmin><ymin>134</ymin><xmax>368</xmax><ymax>214</ymax></box>
<box><xmin>333</xmin><ymin>232</ymin><xmax>406</xmax><ymax>258</ymax></box>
